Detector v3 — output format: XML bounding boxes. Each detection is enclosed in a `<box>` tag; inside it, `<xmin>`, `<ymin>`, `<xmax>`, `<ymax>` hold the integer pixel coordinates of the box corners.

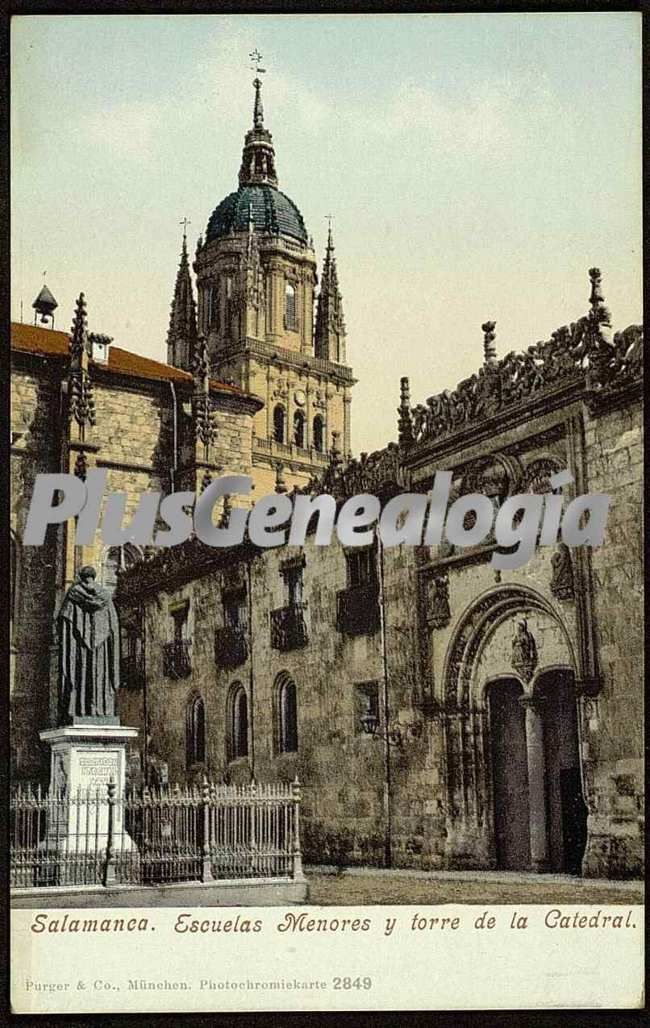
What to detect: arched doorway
<box><xmin>441</xmin><ymin>585</ymin><xmax>587</xmax><ymax>874</ymax></box>
<box><xmin>535</xmin><ymin>668</ymin><xmax>588</xmax><ymax>874</ymax></box>
<box><xmin>487</xmin><ymin>678</ymin><xmax>530</xmax><ymax>871</ymax></box>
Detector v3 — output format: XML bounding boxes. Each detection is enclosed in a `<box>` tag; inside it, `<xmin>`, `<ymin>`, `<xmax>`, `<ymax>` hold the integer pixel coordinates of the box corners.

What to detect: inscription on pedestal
<box><xmin>76</xmin><ymin>752</ymin><xmax>120</xmax><ymax>790</ymax></box>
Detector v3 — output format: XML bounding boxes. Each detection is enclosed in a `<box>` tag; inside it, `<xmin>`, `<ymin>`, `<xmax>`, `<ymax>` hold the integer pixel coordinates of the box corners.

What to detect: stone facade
<box><xmin>111</xmin><ymin>284</ymin><xmax>643</xmax><ymax>880</ymax></box>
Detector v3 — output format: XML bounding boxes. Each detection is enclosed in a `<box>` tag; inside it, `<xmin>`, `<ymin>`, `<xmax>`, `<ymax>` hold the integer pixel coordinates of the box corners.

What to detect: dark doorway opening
<box><xmin>536</xmin><ymin>669</ymin><xmax>588</xmax><ymax>874</ymax></box>
<box><xmin>488</xmin><ymin>678</ymin><xmax>531</xmax><ymax>871</ymax></box>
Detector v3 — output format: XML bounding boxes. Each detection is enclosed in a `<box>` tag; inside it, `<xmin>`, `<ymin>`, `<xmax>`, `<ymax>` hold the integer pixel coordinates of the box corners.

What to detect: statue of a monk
<box><xmin>58</xmin><ymin>565</ymin><xmax>120</xmax><ymax>723</ymax></box>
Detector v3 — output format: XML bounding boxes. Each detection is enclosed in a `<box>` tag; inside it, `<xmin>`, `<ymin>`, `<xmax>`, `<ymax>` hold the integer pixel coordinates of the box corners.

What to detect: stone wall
<box><xmin>581</xmin><ymin>394</ymin><xmax>644</xmax><ymax>877</ymax></box>
<box><xmin>11</xmin><ymin>367</ymin><xmax>63</xmax><ymax>777</ymax></box>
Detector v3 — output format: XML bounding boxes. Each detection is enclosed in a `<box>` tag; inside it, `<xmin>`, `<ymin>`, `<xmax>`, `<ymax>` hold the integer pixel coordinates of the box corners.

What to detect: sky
<box><xmin>11</xmin><ymin>13</ymin><xmax>642</xmax><ymax>455</ymax></box>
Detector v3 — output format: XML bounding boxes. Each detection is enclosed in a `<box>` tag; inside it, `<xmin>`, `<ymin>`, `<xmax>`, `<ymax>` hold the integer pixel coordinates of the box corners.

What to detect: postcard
<box><xmin>9</xmin><ymin>10</ymin><xmax>644</xmax><ymax>1015</ymax></box>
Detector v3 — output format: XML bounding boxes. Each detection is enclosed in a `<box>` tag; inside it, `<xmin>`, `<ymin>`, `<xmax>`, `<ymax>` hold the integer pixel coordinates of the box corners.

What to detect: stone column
<box><xmin>520</xmin><ymin>695</ymin><xmax>549</xmax><ymax>872</ymax></box>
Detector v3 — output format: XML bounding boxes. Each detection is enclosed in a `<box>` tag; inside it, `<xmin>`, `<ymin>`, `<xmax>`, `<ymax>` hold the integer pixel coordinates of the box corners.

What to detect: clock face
<box><xmin>294</xmin><ymin>389</ymin><xmax>306</xmax><ymax>407</ymax></box>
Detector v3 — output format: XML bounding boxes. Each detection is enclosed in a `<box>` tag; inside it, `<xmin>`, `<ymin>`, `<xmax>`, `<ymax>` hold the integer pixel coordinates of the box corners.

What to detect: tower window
<box><xmin>207</xmin><ymin>285</ymin><xmax>219</xmax><ymax>331</ymax></box>
<box><xmin>285</xmin><ymin>282</ymin><xmax>297</xmax><ymax>331</ymax></box>
<box><xmin>275</xmin><ymin>673</ymin><xmax>298</xmax><ymax>754</ymax></box>
<box><xmin>313</xmin><ymin>415</ymin><xmax>324</xmax><ymax>452</ymax></box>
<box><xmin>186</xmin><ymin>694</ymin><xmax>206</xmax><ymax>767</ymax></box>
<box><xmin>273</xmin><ymin>405</ymin><xmax>286</xmax><ymax>444</ymax></box>
<box><xmin>227</xmin><ymin>683</ymin><xmax>249</xmax><ymax>761</ymax></box>
<box><xmin>293</xmin><ymin>410</ymin><xmax>305</xmax><ymax>448</ymax></box>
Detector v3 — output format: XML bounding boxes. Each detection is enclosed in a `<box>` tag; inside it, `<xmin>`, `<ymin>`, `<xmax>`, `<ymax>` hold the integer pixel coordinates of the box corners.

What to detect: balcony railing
<box><xmin>162</xmin><ymin>639</ymin><xmax>192</xmax><ymax>679</ymax></box>
<box><xmin>336</xmin><ymin>584</ymin><xmax>381</xmax><ymax>636</ymax></box>
<box><xmin>120</xmin><ymin>654</ymin><xmax>145</xmax><ymax>691</ymax></box>
<box><xmin>214</xmin><ymin>624</ymin><xmax>249</xmax><ymax>669</ymax></box>
<box><xmin>270</xmin><ymin>603</ymin><xmax>309</xmax><ymax>652</ymax></box>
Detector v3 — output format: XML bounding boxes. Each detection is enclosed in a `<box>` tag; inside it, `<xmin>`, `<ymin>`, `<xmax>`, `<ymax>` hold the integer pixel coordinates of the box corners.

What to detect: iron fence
<box><xmin>11</xmin><ymin>779</ymin><xmax>303</xmax><ymax>890</ymax></box>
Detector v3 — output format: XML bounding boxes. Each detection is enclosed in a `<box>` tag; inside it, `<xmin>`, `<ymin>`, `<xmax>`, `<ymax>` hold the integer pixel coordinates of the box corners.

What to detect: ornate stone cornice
<box><xmin>398</xmin><ymin>274</ymin><xmax>643</xmax><ymax>455</ymax></box>
<box><xmin>115</xmin><ymin>536</ymin><xmax>259</xmax><ymax>607</ymax></box>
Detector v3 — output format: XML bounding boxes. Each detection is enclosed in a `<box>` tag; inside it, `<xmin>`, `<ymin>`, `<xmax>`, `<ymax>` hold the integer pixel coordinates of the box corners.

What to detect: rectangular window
<box><xmin>223</xmin><ymin>588</ymin><xmax>248</xmax><ymax>629</ymax></box>
<box><xmin>346</xmin><ymin>547</ymin><xmax>377</xmax><ymax>589</ymax></box>
<box><xmin>281</xmin><ymin>556</ymin><xmax>306</xmax><ymax>607</ymax></box>
<box><xmin>170</xmin><ymin>601</ymin><xmax>189</xmax><ymax>641</ymax></box>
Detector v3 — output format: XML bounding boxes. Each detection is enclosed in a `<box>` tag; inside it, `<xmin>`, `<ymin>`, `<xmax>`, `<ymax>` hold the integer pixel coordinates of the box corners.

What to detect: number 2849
<box><xmin>332</xmin><ymin>977</ymin><xmax>372</xmax><ymax>990</ymax></box>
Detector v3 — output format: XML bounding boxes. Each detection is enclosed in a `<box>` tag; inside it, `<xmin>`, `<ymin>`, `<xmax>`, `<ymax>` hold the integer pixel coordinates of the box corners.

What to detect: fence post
<box><xmin>250</xmin><ymin>780</ymin><xmax>257</xmax><ymax>875</ymax></box>
<box><xmin>291</xmin><ymin>777</ymin><xmax>306</xmax><ymax>882</ymax></box>
<box><xmin>201</xmin><ymin>776</ymin><xmax>214</xmax><ymax>883</ymax></box>
<box><xmin>103</xmin><ymin>779</ymin><xmax>117</xmax><ymax>886</ymax></box>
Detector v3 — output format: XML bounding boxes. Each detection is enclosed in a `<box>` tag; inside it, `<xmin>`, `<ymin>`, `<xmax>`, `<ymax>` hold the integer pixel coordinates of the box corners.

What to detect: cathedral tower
<box><xmin>192</xmin><ymin>69</ymin><xmax>355</xmax><ymax>494</ymax></box>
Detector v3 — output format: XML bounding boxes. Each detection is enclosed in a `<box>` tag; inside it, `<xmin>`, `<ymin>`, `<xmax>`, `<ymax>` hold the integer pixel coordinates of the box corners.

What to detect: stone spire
<box><xmin>68</xmin><ymin>293</ymin><xmax>95</xmax><ymax>440</ymax></box>
<box><xmin>315</xmin><ymin>224</ymin><xmax>346</xmax><ymax>363</ymax></box>
<box><xmin>238</xmin><ymin>75</ymin><xmax>278</xmax><ymax>187</ymax></box>
<box><xmin>166</xmin><ymin>230</ymin><xmax>198</xmax><ymax>371</ymax></box>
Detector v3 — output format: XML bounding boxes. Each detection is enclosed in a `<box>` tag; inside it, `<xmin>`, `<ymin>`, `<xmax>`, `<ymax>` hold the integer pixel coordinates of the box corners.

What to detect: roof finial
<box><xmin>179</xmin><ymin>217</ymin><xmax>191</xmax><ymax>248</ymax></box>
<box><xmin>249</xmin><ymin>49</ymin><xmax>266</xmax><ymax>129</ymax></box>
<box><xmin>588</xmin><ymin>267</ymin><xmax>611</xmax><ymax>327</ymax></box>
<box><xmin>482</xmin><ymin>321</ymin><xmax>497</xmax><ymax>365</ymax></box>
<box><xmin>325</xmin><ymin>214</ymin><xmax>335</xmax><ymax>255</ymax></box>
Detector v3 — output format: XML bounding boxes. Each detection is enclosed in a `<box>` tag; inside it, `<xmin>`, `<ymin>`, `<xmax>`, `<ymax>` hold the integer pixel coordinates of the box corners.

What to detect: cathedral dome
<box><xmin>206</xmin><ymin>184</ymin><xmax>308</xmax><ymax>245</ymax></box>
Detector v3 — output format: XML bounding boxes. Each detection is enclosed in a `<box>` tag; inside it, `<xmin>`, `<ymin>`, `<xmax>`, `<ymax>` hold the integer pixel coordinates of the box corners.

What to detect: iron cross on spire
<box><xmin>179</xmin><ymin>217</ymin><xmax>191</xmax><ymax>236</ymax></box>
<box><xmin>249</xmin><ymin>49</ymin><xmax>266</xmax><ymax>76</ymax></box>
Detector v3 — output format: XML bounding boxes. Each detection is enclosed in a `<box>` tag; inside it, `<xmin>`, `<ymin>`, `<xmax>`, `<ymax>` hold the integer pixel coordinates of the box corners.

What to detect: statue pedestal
<box><xmin>39</xmin><ymin>723</ymin><xmax>139</xmax><ymax>853</ymax></box>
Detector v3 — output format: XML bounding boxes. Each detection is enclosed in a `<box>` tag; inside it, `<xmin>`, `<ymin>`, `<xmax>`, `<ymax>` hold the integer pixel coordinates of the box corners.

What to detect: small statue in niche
<box><xmin>511</xmin><ymin>618</ymin><xmax>538</xmax><ymax>684</ymax></box>
<box><xmin>550</xmin><ymin>543</ymin><xmax>574</xmax><ymax>600</ymax></box>
<box><xmin>425</xmin><ymin>574</ymin><xmax>451</xmax><ymax>629</ymax></box>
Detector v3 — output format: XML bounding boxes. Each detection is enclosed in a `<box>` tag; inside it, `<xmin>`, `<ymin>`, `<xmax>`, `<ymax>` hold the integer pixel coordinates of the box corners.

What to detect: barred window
<box><xmin>346</xmin><ymin>547</ymin><xmax>377</xmax><ymax>588</ymax></box>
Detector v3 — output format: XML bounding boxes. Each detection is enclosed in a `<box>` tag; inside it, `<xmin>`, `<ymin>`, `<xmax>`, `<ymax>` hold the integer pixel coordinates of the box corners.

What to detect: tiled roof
<box><xmin>206</xmin><ymin>184</ymin><xmax>308</xmax><ymax>244</ymax></box>
<box><xmin>10</xmin><ymin>322</ymin><xmax>252</xmax><ymax>399</ymax></box>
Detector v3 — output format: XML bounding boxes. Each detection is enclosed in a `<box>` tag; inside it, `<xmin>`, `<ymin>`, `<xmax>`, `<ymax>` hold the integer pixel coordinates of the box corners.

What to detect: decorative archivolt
<box><xmin>441</xmin><ymin>584</ymin><xmax>576</xmax><ymax>710</ymax></box>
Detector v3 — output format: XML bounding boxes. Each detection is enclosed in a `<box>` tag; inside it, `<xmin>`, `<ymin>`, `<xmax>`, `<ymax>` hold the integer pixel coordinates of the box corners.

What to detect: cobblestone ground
<box><xmin>305</xmin><ymin>870</ymin><xmax>644</xmax><ymax>906</ymax></box>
